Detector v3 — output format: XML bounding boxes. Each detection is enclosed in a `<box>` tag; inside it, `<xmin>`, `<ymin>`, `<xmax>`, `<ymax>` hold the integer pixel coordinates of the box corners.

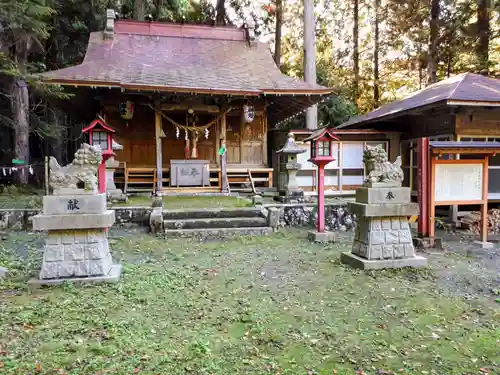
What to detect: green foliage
<box><xmin>0</xmin><ymin>0</ymin><xmax>55</xmax><ymax>40</ymax></box>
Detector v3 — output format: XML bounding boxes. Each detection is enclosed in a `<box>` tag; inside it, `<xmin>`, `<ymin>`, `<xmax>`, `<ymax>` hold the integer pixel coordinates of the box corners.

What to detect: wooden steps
<box><xmin>124</xmin><ymin>167</ymin><xmax>169</xmax><ymax>193</ymax></box>
<box><xmin>226</xmin><ymin>170</ymin><xmax>256</xmax><ymax>194</ymax></box>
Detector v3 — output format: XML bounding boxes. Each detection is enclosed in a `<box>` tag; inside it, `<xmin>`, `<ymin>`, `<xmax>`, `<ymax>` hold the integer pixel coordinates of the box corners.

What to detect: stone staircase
<box><xmin>161</xmin><ymin>207</ymin><xmax>273</xmax><ymax>239</ymax></box>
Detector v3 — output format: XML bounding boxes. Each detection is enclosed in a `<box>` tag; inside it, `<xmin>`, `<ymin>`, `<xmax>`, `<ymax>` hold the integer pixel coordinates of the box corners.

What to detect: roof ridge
<box><xmin>447</xmin><ymin>72</ymin><xmax>469</xmax><ymax>99</ymax></box>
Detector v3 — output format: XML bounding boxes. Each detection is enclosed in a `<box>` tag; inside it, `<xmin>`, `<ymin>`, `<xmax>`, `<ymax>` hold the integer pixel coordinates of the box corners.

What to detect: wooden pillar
<box><xmin>220</xmin><ymin>111</ymin><xmax>228</xmax><ymax>193</ymax></box>
<box><xmin>262</xmin><ymin>114</ymin><xmax>268</xmax><ymax>166</ymax></box>
<box><xmin>480</xmin><ymin>156</ymin><xmax>489</xmax><ymax>244</ymax></box>
<box><xmin>155</xmin><ymin>110</ymin><xmax>163</xmax><ymax>195</ymax></box>
<box><xmin>317</xmin><ymin>165</ymin><xmax>325</xmax><ymax>232</ymax></box>
<box><xmin>388</xmin><ymin>132</ymin><xmax>401</xmax><ymax>163</ymax></box>
<box><xmin>417</xmin><ymin>137</ymin><xmax>430</xmax><ymax>237</ymax></box>
<box><xmin>215</xmin><ymin>118</ymin><xmax>221</xmax><ymax>166</ymax></box>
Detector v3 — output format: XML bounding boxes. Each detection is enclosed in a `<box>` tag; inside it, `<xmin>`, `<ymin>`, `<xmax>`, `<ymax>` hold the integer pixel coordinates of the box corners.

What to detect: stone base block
<box><xmin>356</xmin><ymin>187</ymin><xmax>410</xmax><ymax>204</ymax></box>
<box><xmin>33</xmin><ymin>210</ymin><xmax>115</xmax><ymax>231</ymax></box>
<box><xmin>28</xmin><ymin>264</ymin><xmax>122</xmax><ymax>287</ymax></box>
<box><xmin>473</xmin><ymin>240</ymin><xmax>494</xmax><ymax>249</ymax></box>
<box><xmin>341</xmin><ymin>252</ymin><xmax>427</xmax><ymax>270</ymax></box>
<box><xmin>413</xmin><ymin>237</ymin><xmax>443</xmax><ymax>250</ymax></box>
<box><xmin>352</xmin><ymin>216</ymin><xmax>416</xmax><ymax>259</ymax></box>
<box><xmin>308</xmin><ymin>231</ymin><xmax>336</xmax><ymax>243</ymax></box>
<box><xmin>38</xmin><ymin>228</ymin><xmax>115</xmax><ymax>279</ymax></box>
<box><xmin>149</xmin><ymin>207</ymin><xmax>163</xmax><ymax>235</ymax></box>
<box><xmin>349</xmin><ymin>202</ymin><xmax>419</xmax><ymax>217</ymax></box>
<box><xmin>43</xmin><ymin>194</ymin><xmax>106</xmax><ymax>215</ymax></box>
<box><xmin>53</xmin><ymin>188</ymin><xmax>97</xmax><ymax>196</ymax></box>
<box><xmin>107</xmin><ymin>190</ymin><xmax>127</xmax><ymax>202</ymax></box>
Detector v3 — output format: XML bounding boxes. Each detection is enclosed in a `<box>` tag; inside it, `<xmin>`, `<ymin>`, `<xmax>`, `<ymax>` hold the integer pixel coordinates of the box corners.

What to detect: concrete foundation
<box><xmin>28</xmin><ymin>264</ymin><xmax>122</xmax><ymax>287</ymax></box>
<box><xmin>308</xmin><ymin>230</ymin><xmax>336</xmax><ymax>243</ymax></box>
<box><xmin>473</xmin><ymin>240</ymin><xmax>494</xmax><ymax>249</ymax></box>
<box><xmin>340</xmin><ymin>252</ymin><xmax>428</xmax><ymax>270</ymax></box>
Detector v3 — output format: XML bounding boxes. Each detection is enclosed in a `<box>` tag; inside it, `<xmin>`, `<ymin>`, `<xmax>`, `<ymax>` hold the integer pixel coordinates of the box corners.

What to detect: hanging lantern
<box><xmin>204</xmin><ymin>128</ymin><xmax>209</xmax><ymax>139</ymax></box>
<box><xmin>243</xmin><ymin>102</ymin><xmax>255</xmax><ymax>123</ymax></box>
<box><xmin>119</xmin><ymin>100</ymin><xmax>134</xmax><ymax>120</ymax></box>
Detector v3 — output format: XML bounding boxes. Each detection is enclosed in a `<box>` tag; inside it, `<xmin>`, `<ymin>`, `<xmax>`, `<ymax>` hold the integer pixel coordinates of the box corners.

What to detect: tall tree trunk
<box><xmin>9</xmin><ymin>78</ymin><xmax>30</xmax><ymax>185</ymax></box>
<box><xmin>48</xmin><ymin>106</ymin><xmax>67</xmax><ymax>164</ymax></box>
<box><xmin>427</xmin><ymin>0</ymin><xmax>440</xmax><ymax>85</ymax></box>
<box><xmin>215</xmin><ymin>0</ymin><xmax>226</xmax><ymax>25</ymax></box>
<box><xmin>373</xmin><ymin>0</ymin><xmax>380</xmax><ymax>108</ymax></box>
<box><xmin>353</xmin><ymin>0</ymin><xmax>359</xmax><ymax>109</ymax></box>
<box><xmin>304</xmin><ymin>0</ymin><xmax>317</xmax><ymax>130</ymax></box>
<box><xmin>9</xmin><ymin>33</ymin><xmax>30</xmax><ymax>185</ymax></box>
<box><xmin>154</xmin><ymin>0</ymin><xmax>163</xmax><ymax>19</ymax></box>
<box><xmin>134</xmin><ymin>0</ymin><xmax>145</xmax><ymax>21</ymax></box>
<box><xmin>274</xmin><ymin>0</ymin><xmax>283</xmax><ymax>67</ymax></box>
<box><xmin>417</xmin><ymin>43</ymin><xmax>423</xmax><ymax>89</ymax></box>
<box><xmin>476</xmin><ymin>0</ymin><xmax>490</xmax><ymax>75</ymax></box>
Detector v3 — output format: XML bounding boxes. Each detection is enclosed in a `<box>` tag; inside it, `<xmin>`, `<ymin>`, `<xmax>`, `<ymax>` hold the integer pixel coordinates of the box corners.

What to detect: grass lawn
<box><xmin>117</xmin><ymin>195</ymin><xmax>253</xmax><ymax>209</ymax></box>
<box><xmin>0</xmin><ymin>230</ymin><xmax>499</xmax><ymax>375</ymax></box>
<box><xmin>0</xmin><ymin>186</ymin><xmax>43</xmax><ymax>209</ymax></box>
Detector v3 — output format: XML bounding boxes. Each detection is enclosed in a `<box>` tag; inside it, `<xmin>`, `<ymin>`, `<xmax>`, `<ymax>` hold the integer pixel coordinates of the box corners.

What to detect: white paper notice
<box><xmin>434</xmin><ymin>163</ymin><xmax>483</xmax><ymax>202</ymax></box>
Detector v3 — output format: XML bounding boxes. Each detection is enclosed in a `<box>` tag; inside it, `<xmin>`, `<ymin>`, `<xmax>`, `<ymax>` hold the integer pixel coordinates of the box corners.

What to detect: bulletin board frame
<box><xmin>430</xmin><ymin>157</ymin><xmax>489</xmax><ymax>242</ymax></box>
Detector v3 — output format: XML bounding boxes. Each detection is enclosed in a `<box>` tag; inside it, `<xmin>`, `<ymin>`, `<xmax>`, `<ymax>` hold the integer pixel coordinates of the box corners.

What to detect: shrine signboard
<box><xmin>430</xmin><ymin>157</ymin><xmax>489</xmax><ymax>243</ymax></box>
<box><xmin>434</xmin><ymin>162</ymin><xmax>483</xmax><ymax>203</ymax></box>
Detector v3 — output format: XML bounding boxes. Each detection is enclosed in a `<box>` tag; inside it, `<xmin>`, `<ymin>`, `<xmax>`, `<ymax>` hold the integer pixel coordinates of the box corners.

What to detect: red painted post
<box><xmin>98</xmin><ymin>162</ymin><xmax>107</xmax><ymax>194</ymax></box>
<box><xmin>317</xmin><ymin>165</ymin><xmax>325</xmax><ymax>232</ymax></box>
<box><xmin>417</xmin><ymin>137</ymin><xmax>430</xmax><ymax>237</ymax></box>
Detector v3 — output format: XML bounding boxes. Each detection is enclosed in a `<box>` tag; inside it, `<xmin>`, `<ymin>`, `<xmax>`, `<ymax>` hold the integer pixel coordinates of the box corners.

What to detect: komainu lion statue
<box><xmin>49</xmin><ymin>144</ymin><xmax>102</xmax><ymax>192</ymax></box>
<box><xmin>363</xmin><ymin>144</ymin><xmax>404</xmax><ymax>186</ymax></box>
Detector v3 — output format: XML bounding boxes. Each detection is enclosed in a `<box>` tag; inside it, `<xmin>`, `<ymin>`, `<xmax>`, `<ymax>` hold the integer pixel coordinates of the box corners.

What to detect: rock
<box><xmin>0</xmin><ymin>267</ymin><xmax>7</xmax><ymax>278</ymax></box>
<box><xmin>251</xmin><ymin>195</ymin><xmax>263</xmax><ymax>205</ymax></box>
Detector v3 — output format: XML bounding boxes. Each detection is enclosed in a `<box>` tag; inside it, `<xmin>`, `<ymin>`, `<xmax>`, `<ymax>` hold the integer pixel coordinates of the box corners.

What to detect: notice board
<box><xmin>434</xmin><ymin>162</ymin><xmax>483</xmax><ymax>203</ymax></box>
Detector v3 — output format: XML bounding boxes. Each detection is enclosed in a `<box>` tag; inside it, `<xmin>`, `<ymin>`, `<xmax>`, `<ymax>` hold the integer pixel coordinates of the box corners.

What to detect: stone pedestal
<box><xmin>341</xmin><ymin>187</ymin><xmax>427</xmax><ymax>269</ymax></box>
<box><xmin>308</xmin><ymin>231</ymin><xmax>336</xmax><ymax>243</ymax></box>
<box><xmin>106</xmin><ymin>157</ymin><xmax>126</xmax><ymax>202</ymax></box>
<box><xmin>29</xmin><ymin>192</ymin><xmax>121</xmax><ymax>286</ymax></box>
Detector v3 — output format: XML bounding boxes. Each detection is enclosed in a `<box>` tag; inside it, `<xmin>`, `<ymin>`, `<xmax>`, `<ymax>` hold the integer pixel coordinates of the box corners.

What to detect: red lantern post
<box><xmin>304</xmin><ymin>128</ymin><xmax>339</xmax><ymax>239</ymax></box>
<box><xmin>82</xmin><ymin>118</ymin><xmax>116</xmax><ymax>194</ymax></box>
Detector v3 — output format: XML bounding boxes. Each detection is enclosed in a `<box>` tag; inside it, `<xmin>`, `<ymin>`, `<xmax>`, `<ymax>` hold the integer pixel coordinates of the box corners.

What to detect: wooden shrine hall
<box><xmin>40</xmin><ymin>10</ymin><xmax>332</xmax><ymax>194</ymax></box>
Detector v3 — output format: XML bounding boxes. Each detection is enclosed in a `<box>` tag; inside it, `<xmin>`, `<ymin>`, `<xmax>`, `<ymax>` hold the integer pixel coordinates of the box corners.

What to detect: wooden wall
<box><xmin>105</xmin><ymin>104</ymin><xmax>268</xmax><ymax>167</ymax></box>
<box><xmin>456</xmin><ymin>110</ymin><xmax>500</xmax><ymax>136</ymax></box>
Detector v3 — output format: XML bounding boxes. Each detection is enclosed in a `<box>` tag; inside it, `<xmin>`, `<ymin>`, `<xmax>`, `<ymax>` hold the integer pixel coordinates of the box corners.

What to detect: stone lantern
<box><xmin>105</xmin><ymin>139</ymin><xmax>127</xmax><ymax>202</ymax></box>
<box><xmin>82</xmin><ymin>117</ymin><xmax>115</xmax><ymax>194</ymax></box>
<box><xmin>276</xmin><ymin>132</ymin><xmax>306</xmax><ymax>203</ymax></box>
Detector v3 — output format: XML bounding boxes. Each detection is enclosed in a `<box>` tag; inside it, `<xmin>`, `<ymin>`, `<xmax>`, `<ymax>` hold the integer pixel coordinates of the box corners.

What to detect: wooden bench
<box><xmin>124</xmin><ymin>167</ymin><xmax>171</xmax><ymax>193</ymax></box>
<box><xmin>124</xmin><ymin>166</ymin><xmax>273</xmax><ymax>193</ymax></box>
<box><xmin>209</xmin><ymin>167</ymin><xmax>274</xmax><ymax>191</ymax></box>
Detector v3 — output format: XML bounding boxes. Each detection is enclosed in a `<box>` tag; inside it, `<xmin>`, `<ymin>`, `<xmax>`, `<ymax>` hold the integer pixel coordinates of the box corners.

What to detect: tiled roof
<box><xmin>41</xmin><ymin>21</ymin><xmax>330</xmax><ymax>95</ymax></box>
<box><xmin>338</xmin><ymin>73</ymin><xmax>500</xmax><ymax>129</ymax></box>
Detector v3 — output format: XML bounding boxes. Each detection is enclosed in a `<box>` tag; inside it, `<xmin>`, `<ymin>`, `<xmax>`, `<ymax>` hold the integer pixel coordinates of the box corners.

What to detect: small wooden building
<box><xmin>41</xmin><ymin>10</ymin><xmax>332</xmax><ymax>194</ymax></box>
<box><xmin>338</xmin><ymin>73</ymin><xmax>500</xmax><ymax>200</ymax></box>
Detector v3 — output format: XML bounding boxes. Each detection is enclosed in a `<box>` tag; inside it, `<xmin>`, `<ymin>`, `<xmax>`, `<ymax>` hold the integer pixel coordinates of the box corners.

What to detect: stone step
<box><xmin>163</xmin><ymin>217</ymin><xmax>267</xmax><ymax>230</ymax></box>
<box><xmin>164</xmin><ymin>227</ymin><xmax>273</xmax><ymax>239</ymax></box>
<box><xmin>162</xmin><ymin>207</ymin><xmax>264</xmax><ymax>220</ymax></box>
